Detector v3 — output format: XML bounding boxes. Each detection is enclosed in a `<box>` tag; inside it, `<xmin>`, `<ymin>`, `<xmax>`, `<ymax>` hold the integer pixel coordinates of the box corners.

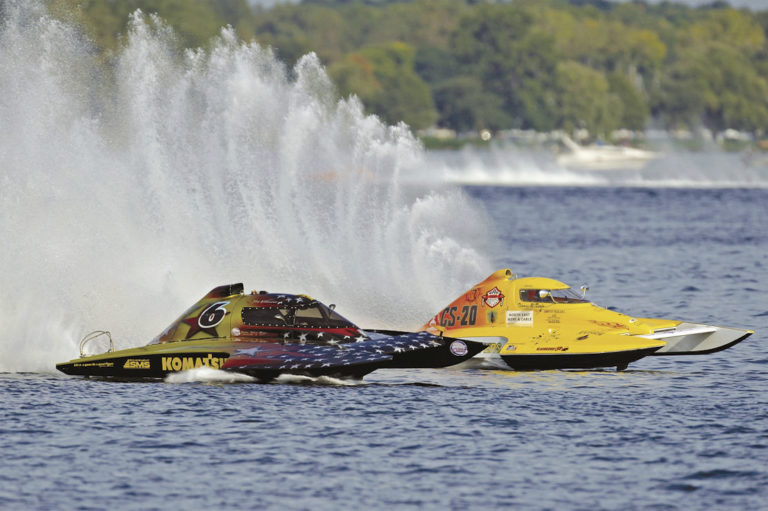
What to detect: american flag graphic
<box><xmin>222</xmin><ymin>331</ymin><xmax>444</xmax><ymax>372</ymax></box>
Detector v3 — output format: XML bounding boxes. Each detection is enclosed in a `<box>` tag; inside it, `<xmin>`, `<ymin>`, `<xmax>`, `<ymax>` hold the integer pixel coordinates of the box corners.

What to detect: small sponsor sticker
<box><xmin>507</xmin><ymin>310</ymin><xmax>533</xmax><ymax>326</ymax></box>
<box><xmin>482</xmin><ymin>287</ymin><xmax>505</xmax><ymax>308</ymax></box>
<box><xmin>449</xmin><ymin>340</ymin><xmax>468</xmax><ymax>357</ymax></box>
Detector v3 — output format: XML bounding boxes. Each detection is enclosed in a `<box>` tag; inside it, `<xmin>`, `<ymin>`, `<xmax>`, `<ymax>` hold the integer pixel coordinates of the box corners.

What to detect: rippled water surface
<box><xmin>2</xmin><ymin>186</ymin><xmax>766</xmax><ymax>510</ymax></box>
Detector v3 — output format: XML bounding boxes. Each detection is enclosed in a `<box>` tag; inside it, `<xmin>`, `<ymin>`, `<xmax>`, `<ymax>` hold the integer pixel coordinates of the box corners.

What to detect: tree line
<box><xmin>49</xmin><ymin>0</ymin><xmax>768</xmax><ymax>138</ymax></box>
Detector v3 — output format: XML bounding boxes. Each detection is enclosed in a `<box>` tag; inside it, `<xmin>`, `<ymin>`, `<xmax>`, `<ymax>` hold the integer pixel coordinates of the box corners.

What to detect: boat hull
<box><xmin>500</xmin><ymin>346</ymin><xmax>662</xmax><ymax>371</ymax></box>
<box><xmin>56</xmin><ymin>351</ymin><xmax>231</xmax><ymax>379</ymax></box>
<box><xmin>57</xmin><ymin>335</ymin><xmax>486</xmax><ymax>380</ymax></box>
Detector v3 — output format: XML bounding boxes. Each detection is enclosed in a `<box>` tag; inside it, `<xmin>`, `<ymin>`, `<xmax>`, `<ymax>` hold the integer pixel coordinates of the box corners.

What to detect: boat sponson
<box><xmin>500</xmin><ymin>346</ymin><xmax>662</xmax><ymax>371</ymax></box>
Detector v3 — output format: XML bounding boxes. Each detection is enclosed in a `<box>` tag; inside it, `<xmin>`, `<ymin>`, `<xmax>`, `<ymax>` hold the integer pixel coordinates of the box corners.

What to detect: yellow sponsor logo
<box><xmin>123</xmin><ymin>359</ymin><xmax>151</xmax><ymax>369</ymax></box>
<box><xmin>74</xmin><ymin>362</ymin><xmax>114</xmax><ymax>368</ymax></box>
<box><xmin>161</xmin><ymin>355</ymin><xmax>227</xmax><ymax>372</ymax></box>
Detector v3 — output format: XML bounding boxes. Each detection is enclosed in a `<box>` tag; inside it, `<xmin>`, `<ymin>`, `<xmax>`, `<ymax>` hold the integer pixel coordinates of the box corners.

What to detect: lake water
<box><xmin>3</xmin><ymin>179</ymin><xmax>766</xmax><ymax>510</ymax></box>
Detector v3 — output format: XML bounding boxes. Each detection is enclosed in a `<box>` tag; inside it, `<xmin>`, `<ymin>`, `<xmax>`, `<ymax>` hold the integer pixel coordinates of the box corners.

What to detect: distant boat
<box><xmin>556</xmin><ymin>134</ymin><xmax>658</xmax><ymax>171</ymax></box>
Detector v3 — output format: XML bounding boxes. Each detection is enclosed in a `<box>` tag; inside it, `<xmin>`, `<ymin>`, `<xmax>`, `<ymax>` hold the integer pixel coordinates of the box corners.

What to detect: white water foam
<box><xmin>164</xmin><ymin>366</ymin><xmax>256</xmax><ymax>384</ymax></box>
<box><xmin>274</xmin><ymin>373</ymin><xmax>364</xmax><ymax>385</ymax></box>
<box><xmin>163</xmin><ymin>367</ymin><xmax>364</xmax><ymax>385</ymax></box>
<box><xmin>418</xmin><ymin>146</ymin><xmax>602</xmax><ymax>187</ymax></box>
<box><xmin>0</xmin><ymin>2</ymin><xmax>491</xmax><ymax>372</ymax></box>
<box><xmin>416</xmin><ymin>144</ymin><xmax>768</xmax><ymax>189</ymax></box>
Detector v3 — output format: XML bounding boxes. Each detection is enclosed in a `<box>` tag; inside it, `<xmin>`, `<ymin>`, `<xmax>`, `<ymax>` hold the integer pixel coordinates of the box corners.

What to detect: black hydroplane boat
<box><xmin>56</xmin><ymin>284</ymin><xmax>484</xmax><ymax>381</ymax></box>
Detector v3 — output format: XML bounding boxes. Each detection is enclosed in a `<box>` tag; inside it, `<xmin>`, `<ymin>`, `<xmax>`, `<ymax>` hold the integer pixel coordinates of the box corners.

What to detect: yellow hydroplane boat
<box><xmin>421</xmin><ymin>269</ymin><xmax>753</xmax><ymax>371</ymax></box>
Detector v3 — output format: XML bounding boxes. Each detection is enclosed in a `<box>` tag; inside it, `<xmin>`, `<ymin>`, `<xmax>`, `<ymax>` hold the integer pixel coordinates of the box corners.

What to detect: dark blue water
<box><xmin>2</xmin><ymin>186</ymin><xmax>766</xmax><ymax>510</ymax></box>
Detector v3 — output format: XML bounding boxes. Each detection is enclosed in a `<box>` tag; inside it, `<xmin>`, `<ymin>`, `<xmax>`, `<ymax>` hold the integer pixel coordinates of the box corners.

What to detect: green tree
<box><xmin>331</xmin><ymin>42</ymin><xmax>437</xmax><ymax>129</ymax></box>
<box><xmin>554</xmin><ymin>61</ymin><xmax>621</xmax><ymax>136</ymax></box>
<box><xmin>49</xmin><ymin>0</ymin><xmax>256</xmax><ymax>52</ymax></box>
<box><xmin>432</xmin><ymin>76</ymin><xmax>510</xmax><ymax>131</ymax></box>
<box><xmin>656</xmin><ymin>43</ymin><xmax>768</xmax><ymax>131</ymax></box>
<box><xmin>253</xmin><ymin>4</ymin><xmax>345</xmax><ymax>64</ymax></box>
<box><xmin>608</xmin><ymin>72</ymin><xmax>649</xmax><ymax>130</ymax></box>
<box><xmin>452</xmin><ymin>4</ymin><xmax>558</xmax><ymax>130</ymax></box>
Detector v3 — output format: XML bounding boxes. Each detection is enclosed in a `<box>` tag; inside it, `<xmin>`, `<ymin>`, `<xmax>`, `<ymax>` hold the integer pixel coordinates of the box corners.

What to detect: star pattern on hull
<box><xmin>223</xmin><ymin>331</ymin><xmax>449</xmax><ymax>373</ymax></box>
<box><xmin>182</xmin><ymin>306</ymin><xmax>230</xmax><ymax>339</ymax></box>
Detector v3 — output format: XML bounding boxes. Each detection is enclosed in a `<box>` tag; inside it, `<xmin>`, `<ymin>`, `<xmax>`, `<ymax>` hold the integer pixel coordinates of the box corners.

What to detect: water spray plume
<box><xmin>0</xmin><ymin>2</ymin><xmax>491</xmax><ymax>372</ymax></box>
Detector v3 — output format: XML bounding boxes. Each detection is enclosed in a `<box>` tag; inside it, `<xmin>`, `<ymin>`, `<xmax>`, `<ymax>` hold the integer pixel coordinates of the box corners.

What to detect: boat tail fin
<box><xmin>421</xmin><ymin>269</ymin><xmax>516</xmax><ymax>335</ymax></box>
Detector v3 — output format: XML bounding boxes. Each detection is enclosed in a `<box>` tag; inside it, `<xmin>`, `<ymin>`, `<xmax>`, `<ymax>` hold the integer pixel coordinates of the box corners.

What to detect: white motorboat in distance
<box><xmin>557</xmin><ymin>134</ymin><xmax>659</xmax><ymax>171</ymax></box>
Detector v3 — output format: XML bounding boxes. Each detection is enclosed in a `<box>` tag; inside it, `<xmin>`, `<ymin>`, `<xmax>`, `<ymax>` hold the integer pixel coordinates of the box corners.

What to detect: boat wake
<box><xmin>417</xmin><ymin>145</ymin><xmax>768</xmax><ymax>189</ymax></box>
<box><xmin>165</xmin><ymin>367</ymin><xmax>257</xmax><ymax>384</ymax></box>
<box><xmin>273</xmin><ymin>374</ymin><xmax>365</xmax><ymax>386</ymax></box>
<box><xmin>163</xmin><ymin>368</ymin><xmax>364</xmax><ymax>386</ymax></box>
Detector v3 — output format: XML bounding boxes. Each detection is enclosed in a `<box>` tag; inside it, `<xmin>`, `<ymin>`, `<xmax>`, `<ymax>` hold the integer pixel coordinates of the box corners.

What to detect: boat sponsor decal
<box><xmin>123</xmin><ymin>359</ymin><xmax>150</xmax><ymax>369</ymax></box>
<box><xmin>500</xmin><ymin>344</ymin><xmax>516</xmax><ymax>354</ymax></box>
<box><xmin>536</xmin><ymin>346</ymin><xmax>568</xmax><ymax>352</ymax></box>
<box><xmin>449</xmin><ymin>340</ymin><xmax>468</xmax><ymax>357</ymax></box>
<box><xmin>161</xmin><ymin>354</ymin><xmax>228</xmax><ymax>372</ymax></box>
<box><xmin>507</xmin><ymin>310</ymin><xmax>533</xmax><ymax>326</ymax></box>
<box><xmin>484</xmin><ymin>343</ymin><xmax>502</xmax><ymax>354</ymax></box>
<box><xmin>183</xmin><ymin>301</ymin><xmax>230</xmax><ymax>339</ymax></box>
<box><xmin>73</xmin><ymin>361</ymin><xmax>114</xmax><ymax>368</ymax></box>
<box><xmin>487</xmin><ymin>310</ymin><xmax>498</xmax><ymax>324</ymax></box>
<box><xmin>481</xmin><ymin>287</ymin><xmax>504</xmax><ymax>308</ymax></box>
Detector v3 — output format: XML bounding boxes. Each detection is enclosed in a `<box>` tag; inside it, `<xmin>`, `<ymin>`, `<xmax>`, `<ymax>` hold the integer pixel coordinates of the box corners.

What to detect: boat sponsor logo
<box><xmin>507</xmin><ymin>310</ymin><xmax>533</xmax><ymax>326</ymax></box>
<box><xmin>484</xmin><ymin>343</ymin><xmax>502</xmax><ymax>354</ymax></box>
<box><xmin>536</xmin><ymin>346</ymin><xmax>568</xmax><ymax>352</ymax></box>
<box><xmin>73</xmin><ymin>361</ymin><xmax>114</xmax><ymax>368</ymax></box>
<box><xmin>481</xmin><ymin>287</ymin><xmax>504</xmax><ymax>308</ymax></box>
<box><xmin>449</xmin><ymin>340</ymin><xmax>468</xmax><ymax>357</ymax></box>
<box><xmin>123</xmin><ymin>359</ymin><xmax>150</xmax><ymax>369</ymax></box>
<box><xmin>161</xmin><ymin>354</ymin><xmax>228</xmax><ymax>372</ymax></box>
